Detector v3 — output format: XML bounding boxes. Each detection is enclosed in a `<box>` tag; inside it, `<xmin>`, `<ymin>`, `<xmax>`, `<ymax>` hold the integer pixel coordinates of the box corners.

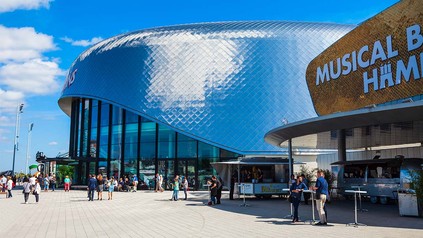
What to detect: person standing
<box><xmin>29</xmin><ymin>175</ymin><xmax>36</xmax><ymax>187</ymax></box>
<box><xmin>43</xmin><ymin>175</ymin><xmax>49</xmax><ymax>192</ymax></box>
<box><xmin>182</xmin><ymin>177</ymin><xmax>188</xmax><ymax>200</ymax></box>
<box><xmin>171</xmin><ymin>176</ymin><xmax>179</xmax><ymax>201</ymax></box>
<box><xmin>96</xmin><ymin>174</ymin><xmax>104</xmax><ymax>200</ymax></box>
<box><xmin>216</xmin><ymin>176</ymin><xmax>223</xmax><ymax>204</ymax></box>
<box><xmin>108</xmin><ymin>177</ymin><xmax>115</xmax><ymax>200</ymax></box>
<box><xmin>310</xmin><ymin>170</ymin><xmax>329</xmax><ymax>226</ymax></box>
<box><xmin>6</xmin><ymin>176</ymin><xmax>13</xmax><ymax>198</ymax></box>
<box><xmin>229</xmin><ymin>171</ymin><xmax>237</xmax><ymax>200</ymax></box>
<box><xmin>1</xmin><ymin>175</ymin><xmax>6</xmax><ymax>192</ymax></box>
<box><xmin>132</xmin><ymin>175</ymin><xmax>138</xmax><ymax>192</ymax></box>
<box><xmin>22</xmin><ymin>177</ymin><xmax>31</xmax><ymax>203</ymax></box>
<box><xmin>64</xmin><ymin>176</ymin><xmax>71</xmax><ymax>192</ymax></box>
<box><xmin>88</xmin><ymin>174</ymin><xmax>97</xmax><ymax>201</ymax></box>
<box><xmin>50</xmin><ymin>175</ymin><xmax>56</xmax><ymax>192</ymax></box>
<box><xmin>209</xmin><ymin>176</ymin><xmax>217</xmax><ymax>205</ymax></box>
<box><xmin>33</xmin><ymin>180</ymin><xmax>41</xmax><ymax>203</ymax></box>
<box><xmin>290</xmin><ymin>176</ymin><xmax>307</xmax><ymax>223</ymax></box>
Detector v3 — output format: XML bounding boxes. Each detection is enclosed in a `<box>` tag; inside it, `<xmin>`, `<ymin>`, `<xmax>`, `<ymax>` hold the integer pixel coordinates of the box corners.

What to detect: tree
<box><xmin>57</xmin><ymin>165</ymin><xmax>74</xmax><ymax>185</ymax></box>
<box><xmin>410</xmin><ymin>169</ymin><xmax>423</xmax><ymax>210</ymax></box>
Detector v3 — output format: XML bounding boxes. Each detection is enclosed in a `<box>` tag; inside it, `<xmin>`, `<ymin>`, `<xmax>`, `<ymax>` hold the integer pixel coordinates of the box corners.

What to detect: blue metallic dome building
<box><xmin>59</xmin><ymin>21</ymin><xmax>354</xmax><ymax>185</ymax></box>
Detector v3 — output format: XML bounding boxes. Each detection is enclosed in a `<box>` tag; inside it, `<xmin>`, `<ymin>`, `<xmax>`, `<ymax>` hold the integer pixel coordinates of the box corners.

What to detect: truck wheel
<box><xmin>370</xmin><ymin>196</ymin><xmax>378</xmax><ymax>204</ymax></box>
<box><xmin>380</xmin><ymin>197</ymin><xmax>389</xmax><ymax>205</ymax></box>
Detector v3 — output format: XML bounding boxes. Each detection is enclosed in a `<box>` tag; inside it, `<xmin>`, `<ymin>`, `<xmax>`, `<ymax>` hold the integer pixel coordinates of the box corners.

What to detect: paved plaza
<box><xmin>0</xmin><ymin>189</ymin><xmax>422</xmax><ymax>238</ymax></box>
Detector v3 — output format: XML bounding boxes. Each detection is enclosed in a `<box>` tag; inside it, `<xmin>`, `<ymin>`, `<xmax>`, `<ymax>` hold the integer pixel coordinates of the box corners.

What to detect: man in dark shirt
<box><xmin>310</xmin><ymin>170</ymin><xmax>329</xmax><ymax>225</ymax></box>
<box><xmin>210</xmin><ymin>176</ymin><xmax>218</xmax><ymax>205</ymax></box>
<box><xmin>88</xmin><ymin>174</ymin><xmax>97</xmax><ymax>201</ymax></box>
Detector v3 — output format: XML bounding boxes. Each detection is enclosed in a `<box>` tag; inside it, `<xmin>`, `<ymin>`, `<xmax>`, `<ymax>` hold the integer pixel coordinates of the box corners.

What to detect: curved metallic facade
<box><xmin>59</xmin><ymin>21</ymin><xmax>355</xmax><ymax>154</ymax></box>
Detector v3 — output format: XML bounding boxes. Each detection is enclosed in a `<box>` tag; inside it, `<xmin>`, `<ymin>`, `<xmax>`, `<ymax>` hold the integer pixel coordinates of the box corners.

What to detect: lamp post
<box><xmin>25</xmin><ymin>123</ymin><xmax>34</xmax><ymax>175</ymax></box>
<box><xmin>11</xmin><ymin>103</ymin><xmax>24</xmax><ymax>176</ymax></box>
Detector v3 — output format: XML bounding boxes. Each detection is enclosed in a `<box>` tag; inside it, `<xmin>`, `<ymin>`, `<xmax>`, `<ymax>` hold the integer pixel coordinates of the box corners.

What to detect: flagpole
<box><xmin>25</xmin><ymin>123</ymin><xmax>33</xmax><ymax>175</ymax></box>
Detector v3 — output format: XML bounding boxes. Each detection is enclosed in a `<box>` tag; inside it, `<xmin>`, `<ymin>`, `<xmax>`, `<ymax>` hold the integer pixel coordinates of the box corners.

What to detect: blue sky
<box><xmin>0</xmin><ymin>0</ymin><xmax>399</xmax><ymax>173</ymax></box>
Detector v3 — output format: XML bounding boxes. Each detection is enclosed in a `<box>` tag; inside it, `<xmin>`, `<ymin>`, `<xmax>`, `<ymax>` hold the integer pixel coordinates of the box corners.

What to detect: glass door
<box><xmin>178</xmin><ymin>159</ymin><xmax>196</xmax><ymax>190</ymax></box>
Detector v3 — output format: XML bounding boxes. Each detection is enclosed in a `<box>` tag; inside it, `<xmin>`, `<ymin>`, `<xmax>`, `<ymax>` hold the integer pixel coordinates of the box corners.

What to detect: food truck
<box><xmin>211</xmin><ymin>157</ymin><xmax>303</xmax><ymax>198</ymax></box>
<box><xmin>331</xmin><ymin>157</ymin><xmax>423</xmax><ymax>204</ymax></box>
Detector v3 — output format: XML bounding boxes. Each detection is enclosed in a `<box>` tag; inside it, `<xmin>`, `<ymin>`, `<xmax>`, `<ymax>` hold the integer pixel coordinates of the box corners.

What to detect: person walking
<box><xmin>64</xmin><ymin>176</ymin><xmax>71</xmax><ymax>192</ymax></box>
<box><xmin>155</xmin><ymin>173</ymin><xmax>160</xmax><ymax>192</ymax></box>
<box><xmin>108</xmin><ymin>177</ymin><xmax>115</xmax><ymax>200</ymax></box>
<box><xmin>290</xmin><ymin>176</ymin><xmax>307</xmax><ymax>223</ymax></box>
<box><xmin>33</xmin><ymin>179</ymin><xmax>41</xmax><ymax>203</ymax></box>
<box><xmin>158</xmin><ymin>175</ymin><xmax>164</xmax><ymax>192</ymax></box>
<box><xmin>6</xmin><ymin>176</ymin><xmax>13</xmax><ymax>198</ymax></box>
<box><xmin>22</xmin><ymin>177</ymin><xmax>31</xmax><ymax>203</ymax></box>
<box><xmin>88</xmin><ymin>174</ymin><xmax>97</xmax><ymax>201</ymax></box>
<box><xmin>310</xmin><ymin>170</ymin><xmax>329</xmax><ymax>226</ymax></box>
<box><xmin>182</xmin><ymin>177</ymin><xmax>188</xmax><ymax>200</ymax></box>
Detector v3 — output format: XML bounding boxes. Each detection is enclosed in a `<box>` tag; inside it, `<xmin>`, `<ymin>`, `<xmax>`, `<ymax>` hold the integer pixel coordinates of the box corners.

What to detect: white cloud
<box><xmin>61</xmin><ymin>36</ymin><xmax>103</xmax><ymax>47</ymax></box>
<box><xmin>0</xmin><ymin>0</ymin><xmax>52</xmax><ymax>13</ymax></box>
<box><xmin>0</xmin><ymin>59</ymin><xmax>63</xmax><ymax>94</ymax></box>
<box><xmin>0</xmin><ymin>25</ymin><xmax>63</xmax><ymax>116</ymax></box>
<box><xmin>0</xmin><ymin>25</ymin><xmax>56</xmax><ymax>63</ymax></box>
<box><xmin>48</xmin><ymin>141</ymin><xmax>58</xmax><ymax>146</ymax></box>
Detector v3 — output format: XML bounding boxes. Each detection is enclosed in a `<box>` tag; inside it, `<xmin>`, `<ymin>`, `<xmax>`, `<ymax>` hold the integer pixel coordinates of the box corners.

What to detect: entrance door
<box><xmin>178</xmin><ymin>159</ymin><xmax>196</xmax><ymax>190</ymax></box>
<box><xmin>158</xmin><ymin>160</ymin><xmax>174</xmax><ymax>190</ymax></box>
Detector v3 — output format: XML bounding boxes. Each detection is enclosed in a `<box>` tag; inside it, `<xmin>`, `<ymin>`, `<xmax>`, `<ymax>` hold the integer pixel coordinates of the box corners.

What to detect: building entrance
<box><xmin>177</xmin><ymin>159</ymin><xmax>196</xmax><ymax>190</ymax></box>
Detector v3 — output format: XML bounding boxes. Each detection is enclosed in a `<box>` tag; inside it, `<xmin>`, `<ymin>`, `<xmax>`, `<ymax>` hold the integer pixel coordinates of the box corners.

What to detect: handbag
<box><xmin>288</xmin><ymin>194</ymin><xmax>293</xmax><ymax>203</ymax></box>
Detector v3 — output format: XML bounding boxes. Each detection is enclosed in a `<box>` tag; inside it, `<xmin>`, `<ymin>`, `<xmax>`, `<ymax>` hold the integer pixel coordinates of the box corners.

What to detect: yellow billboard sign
<box><xmin>306</xmin><ymin>0</ymin><xmax>423</xmax><ymax>115</ymax></box>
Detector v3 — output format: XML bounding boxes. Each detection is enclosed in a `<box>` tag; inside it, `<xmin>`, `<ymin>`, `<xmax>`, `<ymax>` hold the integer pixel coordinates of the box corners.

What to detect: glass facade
<box><xmin>69</xmin><ymin>98</ymin><xmax>239</xmax><ymax>189</ymax></box>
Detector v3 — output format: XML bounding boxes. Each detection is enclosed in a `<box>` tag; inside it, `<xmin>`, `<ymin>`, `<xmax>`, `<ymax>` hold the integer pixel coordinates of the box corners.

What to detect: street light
<box><xmin>25</xmin><ymin>123</ymin><xmax>34</xmax><ymax>175</ymax></box>
<box><xmin>11</xmin><ymin>103</ymin><xmax>24</xmax><ymax>176</ymax></box>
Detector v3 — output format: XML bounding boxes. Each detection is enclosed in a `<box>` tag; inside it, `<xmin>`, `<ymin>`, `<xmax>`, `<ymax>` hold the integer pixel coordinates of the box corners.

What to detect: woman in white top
<box><xmin>6</xmin><ymin>176</ymin><xmax>13</xmax><ymax>198</ymax></box>
<box><xmin>33</xmin><ymin>180</ymin><xmax>41</xmax><ymax>203</ymax></box>
<box><xmin>22</xmin><ymin>177</ymin><xmax>32</xmax><ymax>203</ymax></box>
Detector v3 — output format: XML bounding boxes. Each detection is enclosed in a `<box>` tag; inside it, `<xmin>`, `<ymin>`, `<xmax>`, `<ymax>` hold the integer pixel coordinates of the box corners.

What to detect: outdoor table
<box><xmin>282</xmin><ymin>188</ymin><xmax>293</xmax><ymax>219</ymax></box>
<box><xmin>238</xmin><ymin>184</ymin><xmax>250</xmax><ymax>207</ymax></box>
<box><xmin>302</xmin><ymin>190</ymin><xmax>318</xmax><ymax>224</ymax></box>
<box><xmin>351</xmin><ymin>185</ymin><xmax>368</xmax><ymax>212</ymax></box>
<box><xmin>345</xmin><ymin>190</ymin><xmax>367</xmax><ymax>227</ymax></box>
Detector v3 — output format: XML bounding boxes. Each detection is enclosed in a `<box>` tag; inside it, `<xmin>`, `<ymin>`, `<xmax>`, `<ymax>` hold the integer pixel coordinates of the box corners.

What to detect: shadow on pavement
<box><xmin>191</xmin><ymin>193</ymin><xmax>423</xmax><ymax>230</ymax></box>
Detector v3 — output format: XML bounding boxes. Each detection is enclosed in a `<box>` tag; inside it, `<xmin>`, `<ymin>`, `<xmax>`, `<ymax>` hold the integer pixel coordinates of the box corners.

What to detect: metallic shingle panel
<box><xmin>59</xmin><ymin>21</ymin><xmax>354</xmax><ymax>154</ymax></box>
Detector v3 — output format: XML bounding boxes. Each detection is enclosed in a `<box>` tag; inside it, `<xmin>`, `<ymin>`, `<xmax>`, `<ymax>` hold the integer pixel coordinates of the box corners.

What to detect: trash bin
<box><xmin>397</xmin><ymin>189</ymin><xmax>419</xmax><ymax>217</ymax></box>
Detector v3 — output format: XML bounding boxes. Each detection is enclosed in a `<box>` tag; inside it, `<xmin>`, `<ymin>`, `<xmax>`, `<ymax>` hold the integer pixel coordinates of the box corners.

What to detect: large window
<box><xmin>140</xmin><ymin>121</ymin><xmax>156</xmax><ymax>159</ymax></box>
<box><xmin>177</xmin><ymin>133</ymin><xmax>197</xmax><ymax>158</ymax></box>
<box><xmin>98</xmin><ymin>102</ymin><xmax>110</xmax><ymax>174</ymax></box>
<box><xmin>90</xmin><ymin>100</ymin><xmax>98</xmax><ymax>157</ymax></box>
<box><xmin>124</xmin><ymin>111</ymin><xmax>139</xmax><ymax>176</ymax></box>
<box><xmin>198</xmin><ymin>142</ymin><xmax>219</xmax><ymax>186</ymax></box>
<box><xmin>158</xmin><ymin>125</ymin><xmax>175</xmax><ymax>159</ymax></box>
<box><xmin>110</xmin><ymin>105</ymin><xmax>123</xmax><ymax>178</ymax></box>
